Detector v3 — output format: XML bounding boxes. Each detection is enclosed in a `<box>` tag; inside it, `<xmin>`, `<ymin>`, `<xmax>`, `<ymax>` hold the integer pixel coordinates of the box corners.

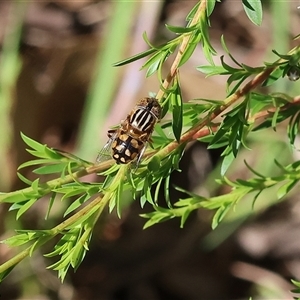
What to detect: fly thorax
<box><xmin>130</xmin><ymin>107</ymin><xmax>156</xmax><ymax>132</ymax></box>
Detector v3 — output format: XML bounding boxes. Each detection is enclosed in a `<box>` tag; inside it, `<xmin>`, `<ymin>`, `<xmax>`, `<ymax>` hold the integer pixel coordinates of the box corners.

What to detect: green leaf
<box><xmin>147</xmin><ymin>155</ymin><xmax>161</xmax><ymax>172</ymax></box>
<box><xmin>180</xmin><ymin>209</ymin><xmax>192</xmax><ymax>228</ymax></box>
<box><xmin>108</xmin><ymin>190</ymin><xmax>116</xmax><ymax>213</ymax></box>
<box><xmin>227</xmin><ymin>75</ymin><xmax>248</xmax><ymax>95</ymax></box>
<box><xmin>186</xmin><ymin>2</ymin><xmax>200</xmax><ymax>21</ymax></box>
<box><xmin>262</xmin><ymin>68</ymin><xmax>283</xmax><ymax>86</ymax></box>
<box><xmin>197</xmin><ymin>65</ymin><xmax>228</xmax><ymax>76</ymax></box>
<box><xmin>291</xmin><ymin>279</ymin><xmax>300</xmax><ymax>288</ymax></box>
<box><xmin>206</xmin><ymin>0</ymin><xmax>217</xmax><ymax>17</ymax></box>
<box><xmin>45</xmin><ymin>192</ymin><xmax>56</xmax><ymax>220</ymax></box>
<box><xmin>202</xmin><ymin>187</ymin><xmax>251</xmax><ymax>210</ymax></box>
<box><xmin>0</xmin><ymin>265</ymin><xmax>15</xmax><ymax>282</ymax></box>
<box><xmin>211</xmin><ymin>204</ymin><xmax>232</xmax><ymax>229</ymax></box>
<box><xmin>165</xmin><ymin>24</ymin><xmax>199</xmax><ymax>34</ymax></box>
<box><xmin>227</xmin><ymin>71</ymin><xmax>245</xmax><ymax>86</ymax></box>
<box><xmin>113</xmin><ymin>48</ymin><xmax>157</xmax><ymax>67</ymax></box>
<box><xmin>21</xmin><ymin>132</ymin><xmax>45</xmax><ymax>153</ymax></box>
<box><xmin>142</xmin><ymin>51</ymin><xmax>163</xmax><ymax>75</ymax></box>
<box><xmin>44</xmin><ymin>244</ymin><xmax>65</xmax><ymax>258</ymax></box>
<box><xmin>200</xmin><ymin>15</ymin><xmax>217</xmax><ymax>64</ymax></box>
<box><xmin>171</xmin><ymin>84</ymin><xmax>183</xmax><ymax>142</ymax></box>
<box><xmin>172</xmin><ymin>143</ymin><xmax>185</xmax><ymax>171</ymax></box>
<box><xmin>28</xmin><ymin>231</ymin><xmax>53</xmax><ymax>256</ymax></box>
<box><xmin>205</xmin><ymin>134</ymin><xmax>228</xmax><ymax>149</ymax></box>
<box><xmin>143</xmin><ymin>176</ymin><xmax>154</xmax><ymax>206</ymax></box>
<box><xmin>241</xmin><ymin>63</ymin><xmax>264</xmax><ymax>73</ymax></box>
<box><xmin>244</xmin><ymin>160</ymin><xmax>265</xmax><ymax>178</ymax></box>
<box><xmin>220</xmin><ymin>61</ymin><xmax>239</xmax><ymax>77</ymax></box>
<box><xmin>141</xmin><ymin>208</ymin><xmax>173</xmax><ymax>229</ymax></box>
<box><xmin>272</xmin><ymin>50</ymin><xmax>291</xmax><ymax>61</ymax></box>
<box><xmin>0</xmin><ymin>192</ymin><xmax>29</xmax><ymax>203</ymax></box>
<box><xmin>154</xmin><ymin>177</ymin><xmax>163</xmax><ymax>205</ymax></box>
<box><xmin>277</xmin><ymin>180</ymin><xmax>298</xmax><ymax>199</ymax></box>
<box><xmin>55</xmin><ymin>183</ymin><xmax>99</xmax><ymax>201</ymax></box>
<box><xmin>1</xmin><ymin>232</ymin><xmax>35</xmax><ymax>247</ymax></box>
<box><xmin>116</xmin><ymin>178</ymin><xmax>124</xmax><ymax>218</ymax></box>
<box><xmin>142</xmin><ymin>31</ymin><xmax>159</xmax><ymax>50</ymax></box>
<box><xmin>164</xmin><ymin>176</ymin><xmax>171</xmax><ymax>208</ymax></box>
<box><xmin>209</xmin><ymin>126</ymin><xmax>227</xmax><ymax>146</ymax></box>
<box><xmin>18</xmin><ymin>159</ymin><xmax>52</xmax><ymax>169</ymax></box>
<box><xmin>271</xmin><ymin>107</ymin><xmax>280</xmax><ymax>130</ymax></box>
<box><xmin>44</xmin><ymin>147</ymin><xmax>65</xmax><ymax>160</ymax></box>
<box><xmin>17</xmin><ymin>172</ymin><xmax>32</xmax><ymax>185</ymax></box>
<box><xmin>31</xmin><ymin>178</ymin><xmax>40</xmax><ymax>194</ymax></box>
<box><xmin>221</xmin><ymin>37</ymin><xmax>242</xmax><ymax>67</ymax></box>
<box><xmin>71</xmin><ymin>245</ymin><xmax>85</xmax><ymax>269</ymax></box>
<box><xmin>154</xmin><ymin>124</ymin><xmax>168</xmax><ymax>139</ymax></box>
<box><xmin>16</xmin><ymin>198</ymin><xmax>37</xmax><ymax>220</ymax></box>
<box><xmin>33</xmin><ymin>163</ymin><xmax>67</xmax><ymax>175</ymax></box>
<box><xmin>178</xmin><ymin>31</ymin><xmax>202</xmax><ymax>67</ymax></box>
<box><xmin>242</xmin><ymin>0</ymin><xmax>263</xmax><ymax>26</ymax></box>
<box><xmin>52</xmin><ymin>149</ymin><xmax>90</xmax><ymax>164</ymax></box>
<box><xmin>221</xmin><ymin>151</ymin><xmax>235</xmax><ymax>176</ymax></box>
<box><xmin>63</xmin><ymin>194</ymin><xmax>89</xmax><ymax>217</ymax></box>
<box><xmin>288</xmin><ymin>111</ymin><xmax>300</xmax><ymax>145</ymax></box>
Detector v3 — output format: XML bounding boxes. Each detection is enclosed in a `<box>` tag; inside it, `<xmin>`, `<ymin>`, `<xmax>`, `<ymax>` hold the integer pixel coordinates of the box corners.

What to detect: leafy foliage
<box><xmin>1</xmin><ymin>1</ymin><xmax>300</xmax><ymax>293</ymax></box>
<box><xmin>291</xmin><ymin>279</ymin><xmax>300</xmax><ymax>300</ymax></box>
<box><xmin>242</xmin><ymin>0</ymin><xmax>263</xmax><ymax>26</ymax></box>
<box><xmin>142</xmin><ymin>159</ymin><xmax>300</xmax><ymax>229</ymax></box>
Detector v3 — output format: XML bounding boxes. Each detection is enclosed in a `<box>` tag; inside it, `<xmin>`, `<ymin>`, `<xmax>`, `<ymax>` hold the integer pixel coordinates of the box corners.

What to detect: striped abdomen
<box><xmin>111</xmin><ymin>133</ymin><xmax>144</xmax><ymax>164</ymax></box>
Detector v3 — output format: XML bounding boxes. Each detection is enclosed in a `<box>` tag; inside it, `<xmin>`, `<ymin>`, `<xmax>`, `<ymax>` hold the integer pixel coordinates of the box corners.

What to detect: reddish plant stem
<box><xmin>154</xmin><ymin>66</ymin><xmax>276</xmax><ymax>159</ymax></box>
<box><xmin>250</xmin><ymin>95</ymin><xmax>300</xmax><ymax>121</ymax></box>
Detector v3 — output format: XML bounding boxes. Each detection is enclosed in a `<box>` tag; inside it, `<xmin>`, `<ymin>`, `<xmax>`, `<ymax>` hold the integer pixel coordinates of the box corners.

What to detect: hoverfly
<box><xmin>97</xmin><ymin>97</ymin><xmax>161</xmax><ymax>165</ymax></box>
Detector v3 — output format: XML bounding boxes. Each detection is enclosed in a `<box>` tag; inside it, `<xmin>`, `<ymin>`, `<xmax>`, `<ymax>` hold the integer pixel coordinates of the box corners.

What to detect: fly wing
<box><xmin>96</xmin><ymin>130</ymin><xmax>118</xmax><ymax>163</ymax></box>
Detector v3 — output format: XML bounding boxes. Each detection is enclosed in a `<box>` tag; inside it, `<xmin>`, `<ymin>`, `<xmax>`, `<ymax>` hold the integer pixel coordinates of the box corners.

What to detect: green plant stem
<box><xmin>150</xmin><ymin>173</ymin><xmax>294</xmax><ymax>224</ymax></box>
<box><xmin>156</xmin><ymin>0</ymin><xmax>207</xmax><ymax>100</ymax></box>
<box><xmin>0</xmin><ymin>166</ymin><xmax>281</xmax><ymax>276</ymax></box>
<box><xmin>0</xmin><ymin>198</ymin><xmax>101</xmax><ymax>274</ymax></box>
<box><xmin>51</xmin><ymin>195</ymin><xmax>103</xmax><ymax>234</ymax></box>
<box><xmin>0</xmin><ymin>246</ymin><xmax>30</xmax><ymax>273</ymax></box>
<box><xmin>0</xmin><ymin>165</ymin><xmax>128</xmax><ymax>276</ymax></box>
<box><xmin>0</xmin><ymin>159</ymin><xmax>114</xmax><ymax>203</ymax></box>
<box><xmin>0</xmin><ymin>237</ymin><xmax>51</xmax><ymax>276</ymax></box>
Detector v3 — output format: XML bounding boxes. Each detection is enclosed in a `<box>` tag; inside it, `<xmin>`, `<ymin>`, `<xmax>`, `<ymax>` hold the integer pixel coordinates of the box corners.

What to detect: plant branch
<box><xmin>0</xmin><ymin>158</ymin><xmax>115</xmax><ymax>203</ymax></box>
<box><xmin>0</xmin><ymin>165</ymin><xmax>128</xmax><ymax>276</ymax></box>
<box><xmin>2</xmin><ymin>67</ymin><xmax>296</xmax><ymax>206</ymax></box>
<box><xmin>250</xmin><ymin>95</ymin><xmax>300</xmax><ymax>122</ymax></box>
<box><xmin>0</xmin><ymin>1</ymin><xmax>208</xmax><ymax>203</ymax></box>
<box><xmin>156</xmin><ymin>0</ymin><xmax>207</xmax><ymax>100</ymax></box>
<box><xmin>152</xmin><ymin>64</ymin><xmax>277</xmax><ymax>161</ymax></box>
<box><xmin>0</xmin><ymin>65</ymin><xmax>293</xmax><ymax>205</ymax></box>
